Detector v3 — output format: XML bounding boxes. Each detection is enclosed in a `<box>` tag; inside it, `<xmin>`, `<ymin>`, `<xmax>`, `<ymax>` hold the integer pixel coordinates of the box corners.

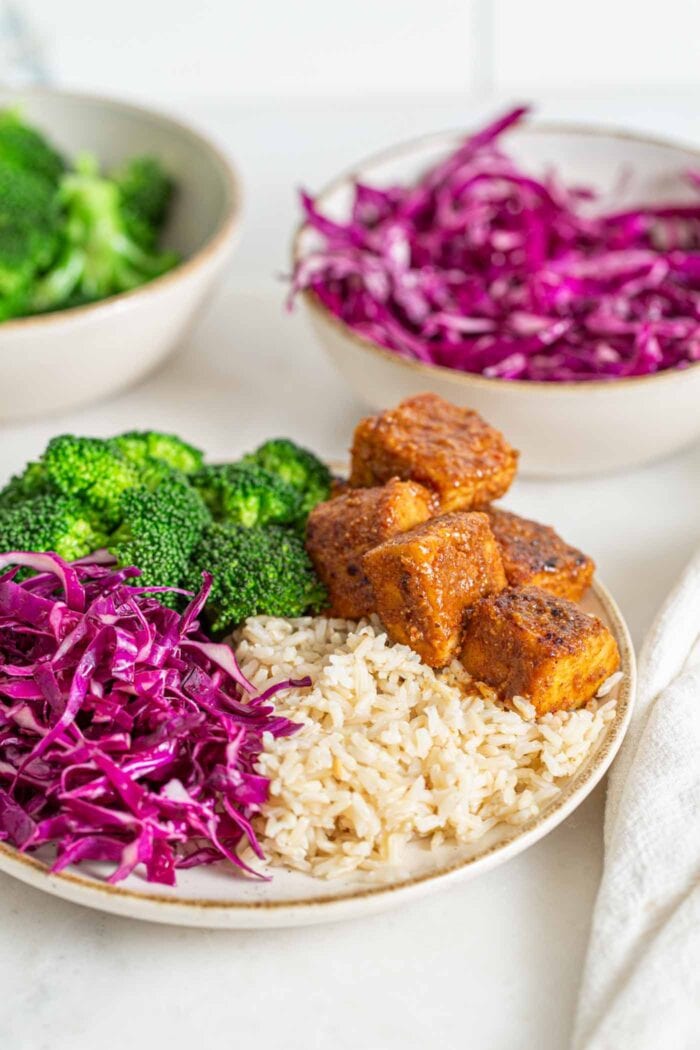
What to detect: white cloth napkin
<box><xmin>572</xmin><ymin>549</ymin><xmax>700</xmax><ymax>1050</ymax></box>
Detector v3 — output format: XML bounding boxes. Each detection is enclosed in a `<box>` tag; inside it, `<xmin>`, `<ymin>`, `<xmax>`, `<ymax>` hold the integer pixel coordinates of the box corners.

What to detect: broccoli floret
<box><xmin>108</xmin><ymin>474</ymin><xmax>211</xmax><ymax>600</ymax></box>
<box><xmin>0</xmin><ymin>110</ymin><xmax>65</xmax><ymax>186</ymax></box>
<box><xmin>110</xmin><ymin>430</ymin><xmax>204</xmax><ymax>476</ymax></box>
<box><xmin>0</xmin><ymin>162</ymin><xmax>60</xmax><ymax>307</ymax></box>
<box><xmin>1</xmin><ymin>431</ymin><xmax>203</xmax><ymax>536</ymax></box>
<box><xmin>30</xmin><ymin>153</ymin><xmax>179</xmax><ymax>310</ymax></box>
<box><xmin>25</xmin><ymin>239</ymin><xmax>87</xmax><ymax>315</ymax></box>
<box><xmin>0</xmin><ymin>461</ymin><xmax>52</xmax><ymax>507</ymax></box>
<box><xmin>0</xmin><ymin>492</ymin><xmax>106</xmax><ymax>561</ymax></box>
<box><xmin>187</xmin><ymin>522</ymin><xmax>327</xmax><ymax>634</ymax></box>
<box><xmin>0</xmin><ymin>114</ymin><xmax>179</xmax><ymax>319</ymax></box>
<box><xmin>113</xmin><ymin>156</ymin><xmax>175</xmax><ymax>250</ymax></box>
<box><xmin>241</xmin><ymin>439</ymin><xmax>331</xmax><ymax>517</ymax></box>
<box><xmin>42</xmin><ymin>435</ymin><xmax>141</xmax><ymax>528</ymax></box>
<box><xmin>191</xmin><ymin>463</ymin><xmax>302</xmax><ymax>528</ymax></box>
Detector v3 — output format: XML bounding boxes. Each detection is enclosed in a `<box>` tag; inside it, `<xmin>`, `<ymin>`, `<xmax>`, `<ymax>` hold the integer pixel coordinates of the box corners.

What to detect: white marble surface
<box><xmin>1</xmin><ymin>94</ymin><xmax>699</xmax><ymax>1050</ymax></box>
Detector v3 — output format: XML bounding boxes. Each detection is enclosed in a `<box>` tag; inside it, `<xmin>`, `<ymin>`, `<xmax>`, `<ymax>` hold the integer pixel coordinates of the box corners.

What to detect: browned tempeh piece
<box><xmin>460</xmin><ymin>586</ymin><xmax>620</xmax><ymax>715</ymax></box>
<box><xmin>306</xmin><ymin>479</ymin><xmax>435</xmax><ymax>618</ymax></box>
<box><xmin>350</xmin><ymin>393</ymin><xmax>518</xmax><ymax>511</ymax></box>
<box><xmin>363</xmin><ymin>511</ymin><xmax>507</xmax><ymax>667</ymax></box>
<box><xmin>485</xmin><ymin>507</ymin><xmax>594</xmax><ymax>602</ymax></box>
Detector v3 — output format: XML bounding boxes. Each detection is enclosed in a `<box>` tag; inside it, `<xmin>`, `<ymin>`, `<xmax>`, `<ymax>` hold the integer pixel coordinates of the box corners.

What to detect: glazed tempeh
<box><xmin>363</xmin><ymin>511</ymin><xmax>507</xmax><ymax>667</ymax></box>
<box><xmin>306</xmin><ymin>479</ymin><xmax>435</xmax><ymax>618</ymax></box>
<box><xmin>350</xmin><ymin>393</ymin><xmax>518</xmax><ymax>511</ymax></box>
<box><xmin>485</xmin><ymin>507</ymin><xmax>594</xmax><ymax>602</ymax></box>
<box><xmin>460</xmin><ymin>586</ymin><xmax>620</xmax><ymax>715</ymax></box>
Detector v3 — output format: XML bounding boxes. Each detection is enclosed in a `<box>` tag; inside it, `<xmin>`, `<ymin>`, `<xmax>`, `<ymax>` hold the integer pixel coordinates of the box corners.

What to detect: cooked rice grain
<box><xmin>235</xmin><ymin>616</ymin><xmax>616</xmax><ymax>879</ymax></box>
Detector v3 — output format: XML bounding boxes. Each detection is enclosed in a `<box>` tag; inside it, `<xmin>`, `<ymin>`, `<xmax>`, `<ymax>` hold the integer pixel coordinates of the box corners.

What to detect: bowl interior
<box><xmin>0</xmin><ymin>89</ymin><xmax>235</xmax><ymax>258</ymax></box>
<box><xmin>297</xmin><ymin>123</ymin><xmax>700</xmax><ymax>256</ymax></box>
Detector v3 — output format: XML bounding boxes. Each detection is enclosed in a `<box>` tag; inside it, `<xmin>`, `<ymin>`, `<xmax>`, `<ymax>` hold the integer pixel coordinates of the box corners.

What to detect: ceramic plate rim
<box><xmin>0</xmin><ymin>576</ymin><xmax>635</xmax><ymax>927</ymax></box>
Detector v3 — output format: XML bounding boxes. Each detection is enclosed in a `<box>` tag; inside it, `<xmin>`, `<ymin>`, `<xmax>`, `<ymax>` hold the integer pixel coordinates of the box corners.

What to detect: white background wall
<box><xmin>10</xmin><ymin>0</ymin><xmax>700</xmax><ymax>102</ymax></box>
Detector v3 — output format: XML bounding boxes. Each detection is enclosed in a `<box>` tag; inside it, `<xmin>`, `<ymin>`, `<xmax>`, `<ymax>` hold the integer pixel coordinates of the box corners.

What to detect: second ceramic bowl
<box><xmin>294</xmin><ymin>123</ymin><xmax>700</xmax><ymax>476</ymax></box>
<box><xmin>0</xmin><ymin>89</ymin><xmax>242</xmax><ymax>421</ymax></box>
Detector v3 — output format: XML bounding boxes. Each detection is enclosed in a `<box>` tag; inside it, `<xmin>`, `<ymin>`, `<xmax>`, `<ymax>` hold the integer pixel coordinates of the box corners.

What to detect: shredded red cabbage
<box><xmin>0</xmin><ymin>552</ymin><xmax>307</xmax><ymax>885</ymax></box>
<box><xmin>293</xmin><ymin>106</ymin><xmax>700</xmax><ymax>381</ymax></box>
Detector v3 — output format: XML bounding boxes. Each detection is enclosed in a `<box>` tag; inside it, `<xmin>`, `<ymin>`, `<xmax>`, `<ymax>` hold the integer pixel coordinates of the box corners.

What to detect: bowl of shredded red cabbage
<box><xmin>293</xmin><ymin>106</ymin><xmax>700</xmax><ymax>382</ymax></box>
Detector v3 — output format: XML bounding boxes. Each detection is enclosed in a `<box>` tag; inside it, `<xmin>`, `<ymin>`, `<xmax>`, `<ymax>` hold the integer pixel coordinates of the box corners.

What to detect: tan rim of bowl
<box><xmin>0</xmin><ymin>88</ymin><xmax>242</xmax><ymax>332</ymax></box>
<box><xmin>292</xmin><ymin>120</ymin><xmax>700</xmax><ymax>392</ymax></box>
<box><xmin>0</xmin><ymin>575</ymin><xmax>634</xmax><ymax>913</ymax></box>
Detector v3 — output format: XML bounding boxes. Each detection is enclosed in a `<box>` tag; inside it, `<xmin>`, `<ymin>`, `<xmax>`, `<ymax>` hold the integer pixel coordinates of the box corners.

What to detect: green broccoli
<box><xmin>26</xmin><ymin>240</ymin><xmax>90</xmax><ymax>314</ymax></box>
<box><xmin>113</xmin><ymin>156</ymin><xmax>175</xmax><ymax>250</ymax></box>
<box><xmin>108</xmin><ymin>474</ymin><xmax>211</xmax><ymax>600</ymax></box>
<box><xmin>0</xmin><ymin>460</ymin><xmax>52</xmax><ymax>507</ymax></box>
<box><xmin>191</xmin><ymin>463</ymin><xmax>302</xmax><ymax>528</ymax></box>
<box><xmin>0</xmin><ymin>492</ymin><xmax>106</xmax><ymax>561</ymax></box>
<box><xmin>0</xmin><ymin>109</ymin><xmax>65</xmax><ymax>186</ymax></box>
<box><xmin>0</xmin><ymin>113</ymin><xmax>179</xmax><ymax>321</ymax></box>
<box><xmin>42</xmin><ymin>435</ymin><xmax>141</xmax><ymax>528</ymax></box>
<box><xmin>110</xmin><ymin>430</ymin><xmax>204</xmax><ymax>476</ymax></box>
<box><xmin>1</xmin><ymin>431</ymin><xmax>203</xmax><ymax>532</ymax></box>
<box><xmin>30</xmin><ymin>153</ymin><xmax>179</xmax><ymax>311</ymax></box>
<box><xmin>240</xmin><ymin>439</ymin><xmax>331</xmax><ymax>517</ymax></box>
<box><xmin>0</xmin><ymin>162</ymin><xmax>60</xmax><ymax>308</ymax></box>
<box><xmin>187</xmin><ymin>522</ymin><xmax>327</xmax><ymax>634</ymax></box>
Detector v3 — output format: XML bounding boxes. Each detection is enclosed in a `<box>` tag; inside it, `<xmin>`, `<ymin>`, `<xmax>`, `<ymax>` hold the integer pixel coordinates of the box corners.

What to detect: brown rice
<box><xmin>235</xmin><ymin>615</ymin><xmax>616</xmax><ymax>880</ymax></box>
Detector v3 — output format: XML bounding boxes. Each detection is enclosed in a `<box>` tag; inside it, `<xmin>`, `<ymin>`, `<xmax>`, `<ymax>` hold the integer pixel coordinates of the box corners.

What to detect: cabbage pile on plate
<box><xmin>0</xmin><ymin>552</ymin><xmax>306</xmax><ymax>885</ymax></box>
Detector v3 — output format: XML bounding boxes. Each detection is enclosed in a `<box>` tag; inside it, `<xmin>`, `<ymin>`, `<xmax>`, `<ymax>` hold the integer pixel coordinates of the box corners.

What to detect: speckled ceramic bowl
<box><xmin>0</xmin><ymin>89</ymin><xmax>242</xmax><ymax>420</ymax></box>
<box><xmin>293</xmin><ymin>123</ymin><xmax>700</xmax><ymax>477</ymax></box>
<box><xmin>0</xmin><ymin>575</ymin><xmax>634</xmax><ymax>929</ymax></box>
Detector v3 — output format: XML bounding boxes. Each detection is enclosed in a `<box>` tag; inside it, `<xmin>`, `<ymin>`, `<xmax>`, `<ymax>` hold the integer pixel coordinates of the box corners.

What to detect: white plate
<box><xmin>0</xmin><ymin>578</ymin><xmax>635</xmax><ymax>928</ymax></box>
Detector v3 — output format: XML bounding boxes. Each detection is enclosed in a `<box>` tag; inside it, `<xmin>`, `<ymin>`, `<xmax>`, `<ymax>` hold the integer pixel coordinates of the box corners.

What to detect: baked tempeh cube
<box><xmin>362</xmin><ymin>511</ymin><xmax>507</xmax><ymax>667</ymax></box>
<box><xmin>460</xmin><ymin>586</ymin><xmax>620</xmax><ymax>715</ymax></box>
<box><xmin>485</xmin><ymin>507</ymin><xmax>594</xmax><ymax>602</ymax></box>
<box><xmin>306</xmin><ymin>479</ymin><xmax>435</xmax><ymax>618</ymax></box>
<box><xmin>350</xmin><ymin>393</ymin><xmax>518</xmax><ymax>511</ymax></box>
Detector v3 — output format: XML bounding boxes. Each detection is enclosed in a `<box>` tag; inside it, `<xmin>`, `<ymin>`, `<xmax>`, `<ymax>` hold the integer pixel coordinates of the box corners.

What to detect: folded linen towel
<box><xmin>573</xmin><ymin>549</ymin><xmax>700</xmax><ymax>1050</ymax></box>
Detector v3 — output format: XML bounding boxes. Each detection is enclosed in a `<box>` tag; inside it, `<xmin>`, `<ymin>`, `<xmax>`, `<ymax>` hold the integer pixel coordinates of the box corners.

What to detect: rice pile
<box><xmin>235</xmin><ymin>615</ymin><xmax>617</xmax><ymax>879</ymax></box>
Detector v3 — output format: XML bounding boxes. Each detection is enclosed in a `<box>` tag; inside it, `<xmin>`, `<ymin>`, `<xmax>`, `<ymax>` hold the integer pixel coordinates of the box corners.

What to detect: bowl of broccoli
<box><xmin>0</xmin><ymin>89</ymin><xmax>241</xmax><ymax>420</ymax></box>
